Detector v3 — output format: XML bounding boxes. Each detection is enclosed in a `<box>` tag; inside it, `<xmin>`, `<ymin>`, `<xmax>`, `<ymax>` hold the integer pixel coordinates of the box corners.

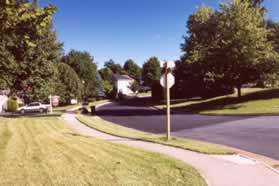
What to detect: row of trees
<box><xmin>98</xmin><ymin>57</ymin><xmax>161</xmax><ymax>97</ymax></box>
<box><xmin>0</xmin><ymin>0</ymin><xmax>162</xmax><ymax>103</ymax></box>
<box><xmin>174</xmin><ymin>0</ymin><xmax>279</xmax><ymax>99</ymax></box>
<box><xmin>0</xmin><ymin>0</ymin><xmax>100</xmax><ymax>104</ymax></box>
<box><xmin>3</xmin><ymin>0</ymin><xmax>276</xmax><ymax>104</ymax></box>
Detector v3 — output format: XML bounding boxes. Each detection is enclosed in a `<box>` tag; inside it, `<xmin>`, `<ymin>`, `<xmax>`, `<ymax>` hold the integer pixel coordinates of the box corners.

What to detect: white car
<box><xmin>18</xmin><ymin>102</ymin><xmax>49</xmax><ymax>114</ymax></box>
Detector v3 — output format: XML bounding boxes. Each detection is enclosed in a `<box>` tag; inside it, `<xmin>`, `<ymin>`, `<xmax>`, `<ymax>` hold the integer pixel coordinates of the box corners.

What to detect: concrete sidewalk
<box><xmin>63</xmin><ymin>112</ymin><xmax>279</xmax><ymax>186</ymax></box>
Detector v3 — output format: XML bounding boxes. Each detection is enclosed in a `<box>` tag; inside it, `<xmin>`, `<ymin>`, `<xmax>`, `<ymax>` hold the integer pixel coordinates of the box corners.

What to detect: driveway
<box><xmin>97</xmin><ymin>97</ymin><xmax>279</xmax><ymax>160</ymax></box>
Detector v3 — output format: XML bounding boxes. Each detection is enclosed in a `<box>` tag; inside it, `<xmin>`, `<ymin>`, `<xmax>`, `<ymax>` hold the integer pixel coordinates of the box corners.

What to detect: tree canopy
<box><xmin>104</xmin><ymin>59</ymin><xmax>123</xmax><ymax>74</ymax></box>
<box><xmin>267</xmin><ymin>20</ymin><xmax>279</xmax><ymax>53</ymax></box>
<box><xmin>63</xmin><ymin>50</ymin><xmax>98</xmax><ymax>98</ymax></box>
<box><xmin>55</xmin><ymin>63</ymin><xmax>83</xmax><ymax>105</ymax></box>
<box><xmin>123</xmin><ymin>59</ymin><xmax>141</xmax><ymax>81</ymax></box>
<box><xmin>180</xmin><ymin>0</ymin><xmax>279</xmax><ymax>98</ymax></box>
<box><xmin>142</xmin><ymin>57</ymin><xmax>161</xmax><ymax>87</ymax></box>
<box><xmin>0</xmin><ymin>0</ymin><xmax>61</xmax><ymax>101</ymax></box>
<box><xmin>99</xmin><ymin>67</ymin><xmax>113</xmax><ymax>83</ymax></box>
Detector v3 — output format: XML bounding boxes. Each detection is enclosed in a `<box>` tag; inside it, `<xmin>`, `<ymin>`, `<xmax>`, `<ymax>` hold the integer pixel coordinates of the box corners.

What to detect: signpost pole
<box><xmin>49</xmin><ymin>95</ymin><xmax>53</xmax><ymax>114</ymax></box>
<box><xmin>165</xmin><ymin>63</ymin><xmax>171</xmax><ymax>140</ymax></box>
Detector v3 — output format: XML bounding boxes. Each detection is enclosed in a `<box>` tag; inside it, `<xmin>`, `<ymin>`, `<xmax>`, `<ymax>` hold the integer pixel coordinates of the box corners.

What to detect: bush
<box><xmin>74</xmin><ymin>109</ymin><xmax>81</xmax><ymax>114</ymax></box>
<box><xmin>7</xmin><ymin>98</ymin><xmax>19</xmax><ymax>112</ymax></box>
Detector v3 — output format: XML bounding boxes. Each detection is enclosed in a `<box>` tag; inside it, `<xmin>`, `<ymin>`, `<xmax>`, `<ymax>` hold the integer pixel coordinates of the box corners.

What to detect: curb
<box><xmin>151</xmin><ymin>105</ymin><xmax>279</xmax><ymax>117</ymax></box>
<box><xmin>240</xmin><ymin>154</ymin><xmax>279</xmax><ymax>175</ymax></box>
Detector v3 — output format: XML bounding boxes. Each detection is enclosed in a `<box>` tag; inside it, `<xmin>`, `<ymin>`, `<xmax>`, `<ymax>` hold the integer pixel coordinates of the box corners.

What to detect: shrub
<box><xmin>74</xmin><ymin>109</ymin><xmax>82</xmax><ymax>114</ymax></box>
<box><xmin>7</xmin><ymin>98</ymin><xmax>19</xmax><ymax>112</ymax></box>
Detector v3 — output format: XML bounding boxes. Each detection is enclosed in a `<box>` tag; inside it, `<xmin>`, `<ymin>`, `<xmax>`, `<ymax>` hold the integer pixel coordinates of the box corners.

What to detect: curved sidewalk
<box><xmin>63</xmin><ymin>112</ymin><xmax>279</xmax><ymax>186</ymax></box>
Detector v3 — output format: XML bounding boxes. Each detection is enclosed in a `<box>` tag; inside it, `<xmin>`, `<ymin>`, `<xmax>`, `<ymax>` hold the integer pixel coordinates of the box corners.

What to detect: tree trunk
<box><xmin>237</xmin><ymin>86</ymin><xmax>242</xmax><ymax>98</ymax></box>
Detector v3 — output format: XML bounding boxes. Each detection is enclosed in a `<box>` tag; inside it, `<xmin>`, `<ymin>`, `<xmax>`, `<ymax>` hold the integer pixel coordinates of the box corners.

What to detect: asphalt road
<box><xmin>97</xmin><ymin>97</ymin><xmax>279</xmax><ymax>160</ymax></box>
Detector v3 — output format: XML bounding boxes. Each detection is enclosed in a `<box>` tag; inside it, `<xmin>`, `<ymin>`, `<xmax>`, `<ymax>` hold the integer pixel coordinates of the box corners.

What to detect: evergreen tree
<box><xmin>55</xmin><ymin>63</ymin><xmax>83</xmax><ymax>105</ymax></box>
<box><xmin>104</xmin><ymin>59</ymin><xmax>123</xmax><ymax>74</ymax></box>
<box><xmin>123</xmin><ymin>59</ymin><xmax>141</xmax><ymax>81</ymax></box>
<box><xmin>142</xmin><ymin>57</ymin><xmax>161</xmax><ymax>87</ymax></box>
<box><xmin>64</xmin><ymin>50</ymin><xmax>98</xmax><ymax>98</ymax></box>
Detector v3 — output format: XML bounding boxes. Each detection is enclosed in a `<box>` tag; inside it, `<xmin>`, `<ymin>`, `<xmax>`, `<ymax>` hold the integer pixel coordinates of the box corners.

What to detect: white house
<box><xmin>113</xmin><ymin>74</ymin><xmax>134</xmax><ymax>95</ymax></box>
<box><xmin>0</xmin><ymin>95</ymin><xmax>8</xmax><ymax>113</ymax></box>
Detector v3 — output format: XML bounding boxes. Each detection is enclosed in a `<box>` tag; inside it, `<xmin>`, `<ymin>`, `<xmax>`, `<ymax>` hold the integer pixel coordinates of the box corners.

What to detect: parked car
<box><xmin>17</xmin><ymin>102</ymin><xmax>50</xmax><ymax>114</ymax></box>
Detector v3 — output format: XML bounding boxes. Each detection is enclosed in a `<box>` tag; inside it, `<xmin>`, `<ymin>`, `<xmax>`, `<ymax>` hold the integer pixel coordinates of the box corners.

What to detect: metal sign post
<box><xmin>165</xmin><ymin>64</ymin><xmax>171</xmax><ymax>140</ymax></box>
<box><xmin>160</xmin><ymin>61</ymin><xmax>175</xmax><ymax>141</ymax></box>
<box><xmin>49</xmin><ymin>95</ymin><xmax>53</xmax><ymax>114</ymax></box>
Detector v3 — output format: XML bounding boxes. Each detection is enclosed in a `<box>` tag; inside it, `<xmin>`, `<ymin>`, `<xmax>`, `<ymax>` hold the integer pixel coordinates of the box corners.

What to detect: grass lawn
<box><xmin>156</xmin><ymin>88</ymin><xmax>279</xmax><ymax>115</ymax></box>
<box><xmin>77</xmin><ymin>115</ymin><xmax>235</xmax><ymax>155</ymax></box>
<box><xmin>0</xmin><ymin>117</ymin><xmax>206</xmax><ymax>185</ymax></box>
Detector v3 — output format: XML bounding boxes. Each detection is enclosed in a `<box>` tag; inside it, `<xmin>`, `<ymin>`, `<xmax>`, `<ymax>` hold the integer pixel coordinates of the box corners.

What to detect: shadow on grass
<box><xmin>176</xmin><ymin>88</ymin><xmax>279</xmax><ymax>113</ymax></box>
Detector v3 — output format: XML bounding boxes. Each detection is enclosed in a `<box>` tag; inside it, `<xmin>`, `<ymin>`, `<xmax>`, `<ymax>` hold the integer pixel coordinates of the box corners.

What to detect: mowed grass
<box><xmin>157</xmin><ymin>88</ymin><xmax>279</xmax><ymax>115</ymax></box>
<box><xmin>77</xmin><ymin>115</ymin><xmax>235</xmax><ymax>155</ymax></box>
<box><xmin>0</xmin><ymin>117</ymin><xmax>207</xmax><ymax>186</ymax></box>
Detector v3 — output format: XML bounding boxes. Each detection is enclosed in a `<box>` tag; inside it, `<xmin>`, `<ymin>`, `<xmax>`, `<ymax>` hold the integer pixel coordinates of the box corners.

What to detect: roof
<box><xmin>113</xmin><ymin>74</ymin><xmax>134</xmax><ymax>81</ymax></box>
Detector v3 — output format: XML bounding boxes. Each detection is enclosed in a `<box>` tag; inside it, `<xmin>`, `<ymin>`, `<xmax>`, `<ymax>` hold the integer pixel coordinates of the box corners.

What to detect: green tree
<box><xmin>99</xmin><ymin>67</ymin><xmax>113</xmax><ymax>83</ymax></box>
<box><xmin>129</xmin><ymin>81</ymin><xmax>140</xmax><ymax>93</ymax></box>
<box><xmin>102</xmin><ymin>80</ymin><xmax>114</xmax><ymax>97</ymax></box>
<box><xmin>123</xmin><ymin>59</ymin><xmax>141</xmax><ymax>81</ymax></box>
<box><xmin>243</xmin><ymin>0</ymin><xmax>264</xmax><ymax>6</ymax></box>
<box><xmin>0</xmin><ymin>0</ymin><xmax>61</xmax><ymax>101</ymax></box>
<box><xmin>55</xmin><ymin>63</ymin><xmax>83</xmax><ymax>105</ymax></box>
<box><xmin>267</xmin><ymin>20</ymin><xmax>279</xmax><ymax>53</ymax></box>
<box><xmin>64</xmin><ymin>50</ymin><xmax>98</xmax><ymax>98</ymax></box>
<box><xmin>142</xmin><ymin>57</ymin><xmax>161</xmax><ymax>87</ymax></box>
<box><xmin>104</xmin><ymin>59</ymin><xmax>123</xmax><ymax>74</ymax></box>
<box><xmin>181</xmin><ymin>0</ymin><xmax>278</xmax><ymax>98</ymax></box>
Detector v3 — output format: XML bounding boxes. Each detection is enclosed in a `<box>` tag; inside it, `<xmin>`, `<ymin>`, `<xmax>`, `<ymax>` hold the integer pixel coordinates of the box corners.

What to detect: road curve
<box><xmin>96</xmin><ymin>97</ymin><xmax>279</xmax><ymax>160</ymax></box>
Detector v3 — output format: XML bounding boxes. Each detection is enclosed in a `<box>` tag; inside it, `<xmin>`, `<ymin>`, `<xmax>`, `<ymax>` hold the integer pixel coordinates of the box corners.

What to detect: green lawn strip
<box><xmin>77</xmin><ymin>115</ymin><xmax>235</xmax><ymax>155</ymax></box>
<box><xmin>0</xmin><ymin>117</ymin><xmax>206</xmax><ymax>185</ymax></box>
<box><xmin>155</xmin><ymin>88</ymin><xmax>279</xmax><ymax>115</ymax></box>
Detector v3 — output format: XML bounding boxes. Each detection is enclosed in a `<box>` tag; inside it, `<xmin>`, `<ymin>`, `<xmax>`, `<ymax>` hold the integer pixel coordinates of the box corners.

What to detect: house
<box><xmin>113</xmin><ymin>74</ymin><xmax>134</xmax><ymax>95</ymax></box>
<box><xmin>0</xmin><ymin>95</ymin><xmax>8</xmax><ymax>113</ymax></box>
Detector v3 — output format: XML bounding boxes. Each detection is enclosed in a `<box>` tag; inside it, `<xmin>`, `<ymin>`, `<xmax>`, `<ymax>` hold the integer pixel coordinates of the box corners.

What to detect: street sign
<box><xmin>161</xmin><ymin>61</ymin><xmax>176</xmax><ymax>141</ymax></box>
<box><xmin>160</xmin><ymin>73</ymin><xmax>175</xmax><ymax>88</ymax></box>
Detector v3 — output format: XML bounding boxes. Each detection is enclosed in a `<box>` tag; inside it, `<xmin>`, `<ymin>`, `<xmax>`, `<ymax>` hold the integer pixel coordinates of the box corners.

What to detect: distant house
<box><xmin>113</xmin><ymin>74</ymin><xmax>134</xmax><ymax>95</ymax></box>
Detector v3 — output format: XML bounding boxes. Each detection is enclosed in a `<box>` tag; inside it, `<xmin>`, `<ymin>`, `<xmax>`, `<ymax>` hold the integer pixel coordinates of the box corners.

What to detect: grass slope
<box><xmin>157</xmin><ymin>88</ymin><xmax>279</xmax><ymax>115</ymax></box>
<box><xmin>77</xmin><ymin>115</ymin><xmax>235</xmax><ymax>155</ymax></box>
<box><xmin>0</xmin><ymin>117</ymin><xmax>206</xmax><ymax>186</ymax></box>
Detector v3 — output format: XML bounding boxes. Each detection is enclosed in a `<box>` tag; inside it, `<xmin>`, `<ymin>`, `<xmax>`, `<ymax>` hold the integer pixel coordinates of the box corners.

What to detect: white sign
<box><xmin>160</xmin><ymin>73</ymin><xmax>175</xmax><ymax>88</ymax></box>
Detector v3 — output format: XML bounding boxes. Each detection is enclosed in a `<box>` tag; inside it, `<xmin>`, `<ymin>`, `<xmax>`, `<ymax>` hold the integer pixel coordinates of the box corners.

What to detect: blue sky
<box><xmin>40</xmin><ymin>0</ymin><xmax>279</xmax><ymax>68</ymax></box>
